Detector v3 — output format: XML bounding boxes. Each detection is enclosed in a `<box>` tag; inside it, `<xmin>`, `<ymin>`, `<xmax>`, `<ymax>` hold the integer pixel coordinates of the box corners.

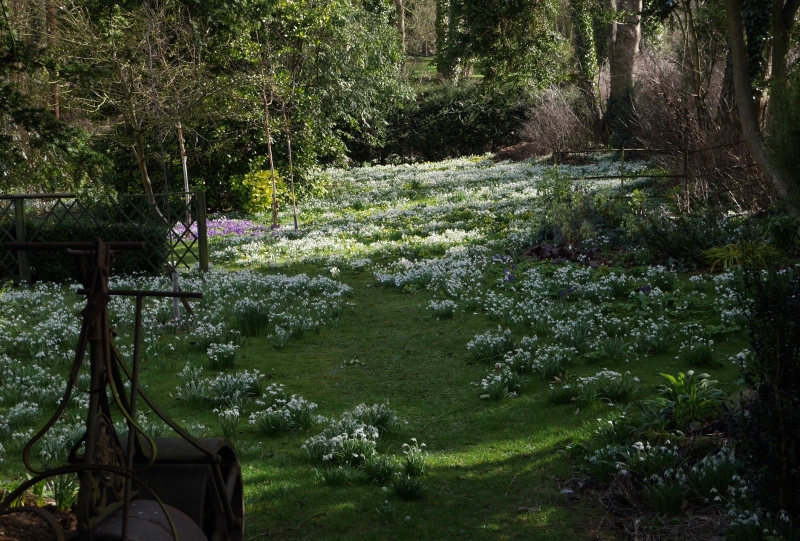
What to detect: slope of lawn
<box><xmin>0</xmin><ymin>156</ymin><xmax>749</xmax><ymax>540</ymax></box>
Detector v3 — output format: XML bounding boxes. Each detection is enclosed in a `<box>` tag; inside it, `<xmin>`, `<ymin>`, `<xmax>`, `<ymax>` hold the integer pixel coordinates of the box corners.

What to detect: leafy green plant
<box><xmin>249</xmin><ymin>396</ymin><xmax>318</xmax><ymax>436</ymax></box>
<box><xmin>546</xmin><ymin>373</ymin><xmax>578</xmax><ymax>405</ymax></box>
<box><xmin>401</xmin><ymin>439</ymin><xmax>428</xmax><ymax>478</ymax></box>
<box><xmin>392</xmin><ymin>474</ymin><xmax>427</xmax><ymax>501</ymax></box>
<box><xmin>657</xmin><ymin>371</ymin><xmax>726</xmax><ymax>430</ymax></box>
<box><xmin>646</xmin><ymin>266</ymin><xmax>676</xmax><ymax>292</ymax></box>
<box><xmin>214</xmin><ymin>406</ymin><xmax>240</xmax><ymax>439</ymax></box>
<box><xmin>582</xmin><ymin>445</ymin><xmax>625</xmax><ymax>483</ymax></box>
<box><xmin>576</xmin><ymin>370</ymin><xmax>639</xmax><ymax>405</ymax></box>
<box><xmin>478</xmin><ymin>366</ymin><xmax>527</xmax><ymax>400</ymax></box>
<box><xmin>558</xmin><ymin>320</ymin><xmax>593</xmax><ymax>354</ymax></box>
<box><xmin>233</xmin><ymin>299</ymin><xmax>270</xmax><ymax>337</ymax></box>
<box><xmin>250</xmin><ymin>408</ymin><xmax>294</xmax><ymax>436</ymax></box>
<box><xmin>28</xmin><ymin>477</ymin><xmax>46</xmax><ymax>507</ymax></box>
<box><xmin>466</xmin><ymin>327</ymin><xmax>516</xmax><ymax>363</ymax></box>
<box><xmin>428</xmin><ymin>299</ymin><xmax>457</xmax><ymax>318</ymax></box>
<box><xmin>47</xmin><ymin>473</ymin><xmax>79</xmax><ymax>511</ymax></box>
<box><xmin>619</xmin><ymin>441</ymin><xmax>681</xmax><ymax>480</ymax></box>
<box><xmin>635</xmin><ymin>397</ymin><xmax>673</xmax><ymax>432</ymax></box>
<box><xmin>175</xmin><ymin>364</ymin><xmax>208</xmax><ymax>409</ymax></box>
<box><xmin>686</xmin><ymin>447</ymin><xmax>738</xmax><ymax>502</ymax></box>
<box><xmin>678</xmin><ymin>339</ymin><xmax>720</xmax><ymax>368</ymax></box>
<box><xmin>361</xmin><ymin>455</ymin><xmax>396</xmax><ymax>484</ymax></box>
<box><xmin>342</xmin><ymin>403</ymin><xmax>399</xmax><ymax>436</ymax></box>
<box><xmin>302</xmin><ymin>419</ymin><xmax>378</xmax><ymax>467</ymax></box>
<box><xmin>231</xmin><ymin>167</ymin><xmax>289</xmax><ymax>214</ymax></box>
<box><xmin>598</xmin><ymin>335</ymin><xmax>628</xmax><ymax>361</ymax></box>
<box><xmin>643</xmin><ymin>322</ymin><xmax>680</xmax><ymax>355</ymax></box>
<box><xmin>315</xmin><ymin>465</ymin><xmax>360</xmax><ymax>487</ymax></box>
<box><xmin>535</xmin><ymin>345</ymin><xmax>577</xmax><ymax>381</ymax></box>
<box><xmin>704</xmin><ymin>241</ymin><xmax>783</xmax><ymax>270</ymax></box>
<box><xmin>207</xmin><ymin>342</ymin><xmax>240</xmax><ymax>370</ymax></box>
<box><xmin>0</xmin><ymin>479</ymin><xmax>27</xmax><ymax>507</ymax></box>
<box><xmin>646</xmin><ymin>470</ymin><xmax>687</xmax><ymax>514</ymax></box>
<box><xmin>760</xmin><ymin>215</ymin><xmax>800</xmax><ymax>251</ymax></box>
<box><xmin>375</xmin><ymin>499</ymin><xmax>398</xmax><ymax>522</ymax></box>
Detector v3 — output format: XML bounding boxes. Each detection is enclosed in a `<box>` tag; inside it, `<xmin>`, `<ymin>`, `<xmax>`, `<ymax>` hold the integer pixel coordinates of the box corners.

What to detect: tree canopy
<box><xmin>1</xmin><ymin>0</ymin><xmax>798</xmax><ymax>205</ymax></box>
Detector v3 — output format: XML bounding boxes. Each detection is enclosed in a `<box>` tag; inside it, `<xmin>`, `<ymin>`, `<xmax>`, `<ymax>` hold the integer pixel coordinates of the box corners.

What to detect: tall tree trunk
<box><xmin>395</xmin><ymin>0</ymin><xmax>406</xmax><ymax>54</ymax></box>
<box><xmin>132</xmin><ymin>129</ymin><xmax>168</xmax><ymax>227</ymax></box>
<box><xmin>435</xmin><ymin>0</ymin><xmax>457</xmax><ymax>79</ymax></box>
<box><xmin>177</xmin><ymin>122</ymin><xmax>190</xmax><ymax>223</ymax></box>
<box><xmin>770</xmin><ymin>0</ymin><xmax>800</xmax><ymax>85</ymax></box>
<box><xmin>606</xmin><ymin>0</ymin><xmax>642</xmax><ymax>147</ymax></box>
<box><xmin>282</xmin><ymin>101</ymin><xmax>299</xmax><ymax>231</ymax></box>
<box><xmin>725</xmin><ymin>0</ymin><xmax>792</xmax><ymax>198</ymax></box>
<box><xmin>45</xmin><ymin>0</ymin><xmax>59</xmax><ymax>119</ymax></box>
<box><xmin>571</xmin><ymin>0</ymin><xmax>603</xmax><ymax>140</ymax></box>
<box><xmin>263</xmin><ymin>95</ymin><xmax>279</xmax><ymax>228</ymax></box>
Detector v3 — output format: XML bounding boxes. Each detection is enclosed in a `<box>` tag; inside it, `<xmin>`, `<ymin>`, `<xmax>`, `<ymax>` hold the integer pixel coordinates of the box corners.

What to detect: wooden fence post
<box><xmin>14</xmin><ymin>198</ymin><xmax>30</xmax><ymax>285</ymax></box>
<box><xmin>553</xmin><ymin>152</ymin><xmax>559</xmax><ymax>182</ymax></box>
<box><xmin>196</xmin><ymin>192</ymin><xmax>208</xmax><ymax>273</ymax></box>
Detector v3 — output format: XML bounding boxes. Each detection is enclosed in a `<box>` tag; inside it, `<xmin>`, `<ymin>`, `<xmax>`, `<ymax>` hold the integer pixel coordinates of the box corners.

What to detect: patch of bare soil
<box><xmin>0</xmin><ymin>506</ymin><xmax>76</xmax><ymax>541</ymax></box>
<box><xmin>492</xmin><ymin>141</ymin><xmax>540</xmax><ymax>162</ymax></box>
<box><xmin>0</xmin><ymin>493</ymin><xmax>77</xmax><ymax>541</ymax></box>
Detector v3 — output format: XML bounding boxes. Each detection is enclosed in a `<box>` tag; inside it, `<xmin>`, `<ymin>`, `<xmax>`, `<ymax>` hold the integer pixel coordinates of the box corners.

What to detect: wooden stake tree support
<box><xmin>0</xmin><ymin>239</ymin><xmax>244</xmax><ymax>541</ymax></box>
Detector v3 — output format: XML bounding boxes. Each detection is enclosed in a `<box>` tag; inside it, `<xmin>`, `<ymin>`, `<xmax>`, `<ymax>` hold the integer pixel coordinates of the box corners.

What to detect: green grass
<box><xmin>0</xmin><ymin>155</ymin><xmax>754</xmax><ymax>539</ymax></box>
<box><xmin>405</xmin><ymin>56</ymin><xmax>438</xmax><ymax>80</ymax></box>
<box><xmin>224</xmin><ymin>272</ymin><xmax>602</xmax><ymax>539</ymax></box>
<box><xmin>0</xmin><ymin>265</ymin><xmax>747</xmax><ymax>539</ymax></box>
<box><xmin>146</xmin><ymin>270</ymin><xmax>743</xmax><ymax>538</ymax></box>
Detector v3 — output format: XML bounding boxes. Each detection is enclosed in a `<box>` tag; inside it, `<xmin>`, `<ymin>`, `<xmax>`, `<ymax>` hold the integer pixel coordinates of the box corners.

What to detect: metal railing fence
<box><xmin>552</xmin><ymin>141</ymin><xmax>764</xmax><ymax>211</ymax></box>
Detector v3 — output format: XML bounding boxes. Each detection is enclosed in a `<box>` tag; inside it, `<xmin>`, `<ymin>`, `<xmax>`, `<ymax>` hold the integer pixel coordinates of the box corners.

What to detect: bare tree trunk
<box><xmin>177</xmin><ymin>122</ymin><xmax>190</xmax><ymax>222</ymax></box>
<box><xmin>608</xmin><ymin>0</ymin><xmax>641</xmax><ymax>102</ymax></box>
<box><xmin>132</xmin><ymin>130</ymin><xmax>163</xmax><ymax>213</ymax></box>
<box><xmin>395</xmin><ymin>0</ymin><xmax>406</xmax><ymax>53</ymax></box>
<box><xmin>282</xmin><ymin>101</ymin><xmax>299</xmax><ymax>231</ymax></box>
<box><xmin>770</xmin><ymin>0</ymin><xmax>800</xmax><ymax>84</ymax></box>
<box><xmin>45</xmin><ymin>0</ymin><xmax>59</xmax><ymax>119</ymax></box>
<box><xmin>725</xmin><ymin>0</ymin><xmax>792</xmax><ymax>198</ymax></box>
<box><xmin>606</xmin><ymin>0</ymin><xmax>642</xmax><ymax>146</ymax></box>
<box><xmin>264</xmin><ymin>96</ymin><xmax>279</xmax><ymax>228</ymax></box>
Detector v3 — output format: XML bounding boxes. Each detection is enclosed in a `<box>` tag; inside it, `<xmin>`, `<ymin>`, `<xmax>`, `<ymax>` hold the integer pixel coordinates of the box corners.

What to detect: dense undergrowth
<box><xmin>1</xmin><ymin>155</ymin><xmax>798</xmax><ymax>540</ymax></box>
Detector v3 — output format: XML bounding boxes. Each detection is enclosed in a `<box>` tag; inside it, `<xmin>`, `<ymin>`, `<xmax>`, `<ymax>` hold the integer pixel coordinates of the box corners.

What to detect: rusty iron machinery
<box><xmin>0</xmin><ymin>239</ymin><xmax>244</xmax><ymax>541</ymax></box>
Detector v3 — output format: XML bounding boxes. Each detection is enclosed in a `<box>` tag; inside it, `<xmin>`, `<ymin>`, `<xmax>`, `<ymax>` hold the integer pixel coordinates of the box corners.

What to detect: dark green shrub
<box><xmin>636</xmin><ymin>213</ymin><xmax>740</xmax><ymax>265</ymax></box>
<box><xmin>349</xmin><ymin>81</ymin><xmax>533</xmax><ymax>163</ymax></box>
<box><xmin>735</xmin><ymin>268</ymin><xmax>800</xmax><ymax>520</ymax></box>
<box><xmin>760</xmin><ymin>214</ymin><xmax>800</xmax><ymax>253</ymax></box>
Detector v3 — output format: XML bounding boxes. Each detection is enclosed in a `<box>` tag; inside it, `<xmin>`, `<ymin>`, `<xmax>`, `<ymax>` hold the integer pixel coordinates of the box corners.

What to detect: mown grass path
<box><xmin>235</xmin><ymin>270</ymin><xmax>631</xmax><ymax>540</ymax></box>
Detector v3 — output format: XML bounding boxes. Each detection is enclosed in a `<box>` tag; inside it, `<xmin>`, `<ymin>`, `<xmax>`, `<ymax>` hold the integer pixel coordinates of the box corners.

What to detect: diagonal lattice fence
<box><xmin>0</xmin><ymin>192</ymin><xmax>208</xmax><ymax>284</ymax></box>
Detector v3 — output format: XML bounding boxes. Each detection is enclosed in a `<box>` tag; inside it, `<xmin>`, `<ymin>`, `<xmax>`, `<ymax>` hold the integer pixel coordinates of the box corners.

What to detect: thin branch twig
<box><xmin>247</xmin><ymin>509</ymin><xmax>330</xmax><ymax>539</ymax></box>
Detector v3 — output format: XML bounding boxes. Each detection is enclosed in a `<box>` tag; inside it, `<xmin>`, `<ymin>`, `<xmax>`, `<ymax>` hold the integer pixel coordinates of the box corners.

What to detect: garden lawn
<box><xmin>226</xmin><ymin>269</ymin><xmax>743</xmax><ymax>540</ymax></box>
<box><xmin>0</xmin><ymin>156</ymin><xmax>749</xmax><ymax>540</ymax></box>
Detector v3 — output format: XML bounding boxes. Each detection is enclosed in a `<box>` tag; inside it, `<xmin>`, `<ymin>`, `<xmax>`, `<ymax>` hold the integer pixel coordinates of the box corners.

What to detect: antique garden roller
<box><xmin>0</xmin><ymin>238</ymin><xmax>244</xmax><ymax>541</ymax></box>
